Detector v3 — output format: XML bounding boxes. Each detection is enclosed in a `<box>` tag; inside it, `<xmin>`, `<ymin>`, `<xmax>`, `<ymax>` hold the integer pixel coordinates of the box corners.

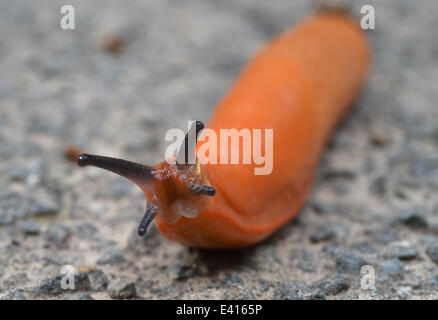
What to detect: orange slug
<box><xmin>77</xmin><ymin>11</ymin><xmax>370</xmax><ymax>248</ymax></box>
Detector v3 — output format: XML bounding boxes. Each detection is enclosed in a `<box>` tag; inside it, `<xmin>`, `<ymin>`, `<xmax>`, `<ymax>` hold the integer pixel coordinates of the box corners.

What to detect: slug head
<box><xmin>77</xmin><ymin>121</ymin><xmax>215</xmax><ymax>236</ymax></box>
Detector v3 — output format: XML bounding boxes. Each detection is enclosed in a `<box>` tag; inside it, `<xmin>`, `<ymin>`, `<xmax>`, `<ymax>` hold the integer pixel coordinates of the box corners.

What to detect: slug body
<box><xmin>78</xmin><ymin>12</ymin><xmax>370</xmax><ymax>249</ymax></box>
<box><xmin>155</xmin><ymin>12</ymin><xmax>370</xmax><ymax>248</ymax></box>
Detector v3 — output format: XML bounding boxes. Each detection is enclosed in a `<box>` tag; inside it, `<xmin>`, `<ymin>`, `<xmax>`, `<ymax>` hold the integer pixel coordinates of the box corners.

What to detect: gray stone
<box><xmin>3</xmin><ymin>273</ymin><xmax>29</xmax><ymax>289</ymax></box>
<box><xmin>62</xmin><ymin>293</ymin><xmax>94</xmax><ymax>300</ymax></box>
<box><xmin>336</xmin><ymin>253</ymin><xmax>367</xmax><ymax>274</ymax></box>
<box><xmin>97</xmin><ymin>248</ymin><xmax>126</xmax><ymax>265</ymax></box>
<box><xmin>322</xmin><ymin>244</ymin><xmax>349</xmax><ymax>259</ymax></box>
<box><xmin>311</xmin><ymin>202</ymin><xmax>340</xmax><ymax>215</ymax></box>
<box><xmin>18</xmin><ymin>220</ymin><xmax>41</xmax><ymax>235</ymax></box>
<box><xmin>310</xmin><ymin>223</ymin><xmax>348</xmax><ymax>243</ymax></box>
<box><xmin>45</xmin><ymin>224</ymin><xmax>71</xmax><ymax>248</ymax></box>
<box><xmin>0</xmin><ymin>290</ymin><xmax>27</xmax><ymax>300</ymax></box>
<box><xmin>379</xmin><ymin>259</ymin><xmax>404</xmax><ymax>279</ymax></box>
<box><xmin>322</xmin><ymin>169</ymin><xmax>356</xmax><ymax>180</ymax></box>
<box><xmin>221</xmin><ymin>275</ymin><xmax>245</xmax><ymax>286</ymax></box>
<box><xmin>290</xmin><ymin>249</ymin><xmax>317</xmax><ymax>273</ymax></box>
<box><xmin>396</xmin><ymin>209</ymin><xmax>428</xmax><ymax>229</ymax></box>
<box><xmin>273</xmin><ymin>280</ymin><xmax>325</xmax><ymax>300</ymax></box>
<box><xmin>87</xmin><ymin>269</ymin><xmax>109</xmax><ymax>291</ymax></box>
<box><xmin>168</xmin><ymin>264</ymin><xmax>197</xmax><ymax>281</ymax></box>
<box><xmin>0</xmin><ymin>192</ymin><xmax>28</xmax><ymax>225</ymax></box>
<box><xmin>426</xmin><ymin>244</ymin><xmax>438</xmax><ymax>265</ymax></box>
<box><xmin>297</xmin><ymin>260</ymin><xmax>317</xmax><ymax>273</ymax></box>
<box><xmin>8</xmin><ymin>159</ymin><xmax>46</xmax><ymax>188</ymax></box>
<box><xmin>313</xmin><ymin>274</ymin><xmax>351</xmax><ymax>296</ymax></box>
<box><xmin>426</xmin><ymin>274</ymin><xmax>438</xmax><ymax>289</ymax></box>
<box><xmin>76</xmin><ymin>222</ymin><xmax>98</xmax><ymax>239</ymax></box>
<box><xmin>388</xmin><ymin>245</ymin><xmax>419</xmax><ymax>261</ymax></box>
<box><xmin>367</xmin><ymin>228</ymin><xmax>400</xmax><ymax>244</ymax></box>
<box><xmin>108</xmin><ymin>280</ymin><xmax>137</xmax><ymax>299</ymax></box>
<box><xmin>28</xmin><ymin>192</ymin><xmax>59</xmax><ymax>217</ymax></box>
<box><xmin>351</xmin><ymin>242</ymin><xmax>379</xmax><ymax>255</ymax></box>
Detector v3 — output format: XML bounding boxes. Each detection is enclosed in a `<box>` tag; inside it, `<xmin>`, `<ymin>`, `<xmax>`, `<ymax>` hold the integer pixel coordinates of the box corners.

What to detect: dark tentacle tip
<box><xmin>195</xmin><ymin>121</ymin><xmax>204</xmax><ymax>132</ymax></box>
<box><xmin>137</xmin><ymin>225</ymin><xmax>148</xmax><ymax>237</ymax></box>
<box><xmin>190</xmin><ymin>184</ymin><xmax>216</xmax><ymax>196</ymax></box>
<box><xmin>77</xmin><ymin>153</ymin><xmax>91</xmax><ymax>167</ymax></box>
<box><xmin>202</xmin><ymin>186</ymin><xmax>216</xmax><ymax>196</ymax></box>
<box><xmin>137</xmin><ymin>218</ymin><xmax>154</xmax><ymax>237</ymax></box>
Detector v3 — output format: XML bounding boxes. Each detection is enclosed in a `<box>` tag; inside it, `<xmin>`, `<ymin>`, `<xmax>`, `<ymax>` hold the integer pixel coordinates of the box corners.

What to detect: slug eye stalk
<box><xmin>77</xmin><ymin>153</ymin><xmax>155</xmax><ymax>193</ymax></box>
<box><xmin>176</xmin><ymin>120</ymin><xmax>204</xmax><ymax>168</ymax></box>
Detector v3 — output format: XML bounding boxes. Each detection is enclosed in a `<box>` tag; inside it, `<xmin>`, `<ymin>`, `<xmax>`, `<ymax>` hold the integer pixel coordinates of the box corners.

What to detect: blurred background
<box><xmin>0</xmin><ymin>0</ymin><xmax>438</xmax><ymax>299</ymax></box>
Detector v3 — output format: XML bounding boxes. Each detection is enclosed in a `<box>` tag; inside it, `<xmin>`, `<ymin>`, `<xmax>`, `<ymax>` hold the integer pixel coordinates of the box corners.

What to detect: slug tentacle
<box><xmin>189</xmin><ymin>183</ymin><xmax>216</xmax><ymax>196</ymax></box>
<box><xmin>77</xmin><ymin>153</ymin><xmax>155</xmax><ymax>193</ymax></box>
<box><xmin>176</xmin><ymin>120</ymin><xmax>204</xmax><ymax>167</ymax></box>
<box><xmin>138</xmin><ymin>203</ymin><xmax>159</xmax><ymax>236</ymax></box>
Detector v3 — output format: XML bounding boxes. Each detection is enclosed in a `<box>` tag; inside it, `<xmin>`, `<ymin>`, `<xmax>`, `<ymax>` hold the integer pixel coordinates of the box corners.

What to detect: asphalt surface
<box><xmin>0</xmin><ymin>0</ymin><xmax>437</xmax><ymax>299</ymax></box>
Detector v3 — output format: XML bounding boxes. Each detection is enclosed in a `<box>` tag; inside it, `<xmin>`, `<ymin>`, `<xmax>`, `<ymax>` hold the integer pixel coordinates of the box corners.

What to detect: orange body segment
<box><xmin>155</xmin><ymin>12</ymin><xmax>371</xmax><ymax>248</ymax></box>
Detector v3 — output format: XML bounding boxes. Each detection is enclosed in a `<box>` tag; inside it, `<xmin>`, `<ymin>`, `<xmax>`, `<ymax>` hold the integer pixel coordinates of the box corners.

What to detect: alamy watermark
<box><xmin>60</xmin><ymin>5</ymin><xmax>75</xmax><ymax>30</ymax></box>
<box><xmin>360</xmin><ymin>5</ymin><xmax>375</xmax><ymax>30</ymax></box>
<box><xmin>360</xmin><ymin>265</ymin><xmax>376</xmax><ymax>290</ymax></box>
<box><xmin>60</xmin><ymin>265</ymin><xmax>75</xmax><ymax>290</ymax></box>
<box><xmin>59</xmin><ymin>5</ymin><xmax>376</xmax><ymax>31</ymax></box>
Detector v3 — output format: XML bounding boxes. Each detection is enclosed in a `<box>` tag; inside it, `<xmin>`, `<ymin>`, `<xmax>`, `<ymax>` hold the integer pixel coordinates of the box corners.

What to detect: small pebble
<box><xmin>3</xmin><ymin>273</ymin><xmax>29</xmax><ymax>289</ymax></box>
<box><xmin>336</xmin><ymin>253</ymin><xmax>367</xmax><ymax>274</ymax></box>
<box><xmin>102</xmin><ymin>34</ymin><xmax>126</xmax><ymax>54</ymax></box>
<box><xmin>322</xmin><ymin>169</ymin><xmax>356</xmax><ymax>180</ymax></box>
<box><xmin>426</xmin><ymin>244</ymin><xmax>438</xmax><ymax>265</ymax></box>
<box><xmin>76</xmin><ymin>222</ymin><xmax>98</xmax><ymax>239</ymax></box>
<box><xmin>367</xmin><ymin>227</ymin><xmax>399</xmax><ymax>244</ymax></box>
<box><xmin>108</xmin><ymin>280</ymin><xmax>137</xmax><ymax>299</ymax></box>
<box><xmin>396</xmin><ymin>209</ymin><xmax>428</xmax><ymax>229</ymax></box>
<box><xmin>97</xmin><ymin>248</ymin><xmax>126</xmax><ymax>265</ymax></box>
<box><xmin>168</xmin><ymin>264</ymin><xmax>197</xmax><ymax>281</ymax></box>
<box><xmin>63</xmin><ymin>293</ymin><xmax>94</xmax><ymax>300</ymax></box>
<box><xmin>18</xmin><ymin>220</ymin><xmax>41</xmax><ymax>235</ymax></box>
<box><xmin>351</xmin><ymin>241</ymin><xmax>379</xmax><ymax>255</ymax></box>
<box><xmin>45</xmin><ymin>224</ymin><xmax>71</xmax><ymax>248</ymax></box>
<box><xmin>273</xmin><ymin>281</ymin><xmax>325</xmax><ymax>300</ymax></box>
<box><xmin>9</xmin><ymin>159</ymin><xmax>46</xmax><ymax>188</ymax></box>
<box><xmin>379</xmin><ymin>259</ymin><xmax>404</xmax><ymax>279</ymax></box>
<box><xmin>426</xmin><ymin>274</ymin><xmax>438</xmax><ymax>289</ymax></box>
<box><xmin>310</xmin><ymin>223</ymin><xmax>347</xmax><ymax>243</ymax></box>
<box><xmin>28</xmin><ymin>193</ymin><xmax>59</xmax><ymax>217</ymax></box>
<box><xmin>313</xmin><ymin>274</ymin><xmax>351</xmax><ymax>296</ymax></box>
<box><xmin>0</xmin><ymin>192</ymin><xmax>28</xmax><ymax>224</ymax></box>
<box><xmin>87</xmin><ymin>269</ymin><xmax>109</xmax><ymax>291</ymax></box>
<box><xmin>388</xmin><ymin>245</ymin><xmax>419</xmax><ymax>261</ymax></box>
<box><xmin>311</xmin><ymin>202</ymin><xmax>338</xmax><ymax>214</ymax></box>
<box><xmin>0</xmin><ymin>290</ymin><xmax>26</xmax><ymax>300</ymax></box>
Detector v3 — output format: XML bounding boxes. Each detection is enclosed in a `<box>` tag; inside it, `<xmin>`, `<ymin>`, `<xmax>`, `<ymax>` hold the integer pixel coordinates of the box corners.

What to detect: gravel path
<box><xmin>1</xmin><ymin>0</ymin><xmax>437</xmax><ymax>300</ymax></box>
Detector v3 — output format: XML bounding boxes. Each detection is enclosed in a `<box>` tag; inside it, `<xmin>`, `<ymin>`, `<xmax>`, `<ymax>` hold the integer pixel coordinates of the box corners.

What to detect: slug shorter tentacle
<box><xmin>138</xmin><ymin>203</ymin><xmax>159</xmax><ymax>236</ymax></box>
<box><xmin>189</xmin><ymin>183</ymin><xmax>216</xmax><ymax>196</ymax></box>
